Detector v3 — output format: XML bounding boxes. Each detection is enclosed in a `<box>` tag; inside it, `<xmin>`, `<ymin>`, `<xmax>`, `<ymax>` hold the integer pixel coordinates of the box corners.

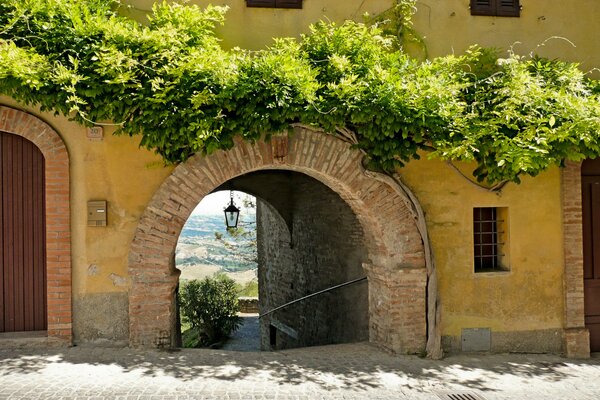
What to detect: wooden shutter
<box><xmin>470</xmin><ymin>0</ymin><xmax>520</xmax><ymax>17</ymax></box>
<box><xmin>247</xmin><ymin>0</ymin><xmax>302</xmax><ymax>8</ymax></box>
<box><xmin>275</xmin><ymin>0</ymin><xmax>302</xmax><ymax>8</ymax></box>
<box><xmin>247</xmin><ymin>0</ymin><xmax>275</xmax><ymax>8</ymax></box>
<box><xmin>496</xmin><ymin>0</ymin><xmax>520</xmax><ymax>17</ymax></box>
<box><xmin>470</xmin><ymin>0</ymin><xmax>495</xmax><ymax>16</ymax></box>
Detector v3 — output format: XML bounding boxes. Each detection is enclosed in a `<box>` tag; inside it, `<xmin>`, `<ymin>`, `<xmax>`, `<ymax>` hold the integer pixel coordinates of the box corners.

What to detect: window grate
<box><xmin>473</xmin><ymin>207</ymin><xmax>508</xmax><ymax>272</ymax></box>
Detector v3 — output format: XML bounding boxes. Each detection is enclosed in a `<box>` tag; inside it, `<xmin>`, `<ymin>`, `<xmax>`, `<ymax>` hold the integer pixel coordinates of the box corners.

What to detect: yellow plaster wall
<box><xmin>413</xmin><ymin>0</ymin><xmax>600</xmax><ymax>75</ymax></box>
<box><xmin>122</xmin><ymin>1</ymin><xmax>600</xmax><ymax>74</ymax></box>
<box><xmin>0</xmin><ymin>96</ymin><xmax>172</xmax><ymax>299</ymax></box>
<box><xmin>0</xmin><ymin>97</ymin><xmax>567</xmax><ymax>339</ymax></box>
<box><xmin>5</xmin><ymin>0</ymin><xmax>599</xmax><ymax>341</ymax></box>
<box><xmin>123</xmin><ymin>0</ymin><xmax>392</xmax><ymax>49</ymax></box>
<box><xmin>400</xmin><ymin>157</ymin><xmax>564</xmax><ymax>336</ymax></box>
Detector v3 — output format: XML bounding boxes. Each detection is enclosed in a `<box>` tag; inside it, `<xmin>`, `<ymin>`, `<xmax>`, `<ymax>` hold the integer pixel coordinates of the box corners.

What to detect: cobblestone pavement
<box><xmin>0</xmin><ymin>343</ymin><xmax>599</xmax><ymax>399</ymax></box>
<box><xmin>221</xmin><ymin>314</ymin><xmax>260</xmax><ymax>352</ymax></box>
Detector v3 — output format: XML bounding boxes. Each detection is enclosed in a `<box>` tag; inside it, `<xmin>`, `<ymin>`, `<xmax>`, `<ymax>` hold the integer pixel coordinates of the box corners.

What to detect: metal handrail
<box><xmin>258</xmin><ymin>276</ymin><xmax>368</xmax><ymax>319</ymax></box>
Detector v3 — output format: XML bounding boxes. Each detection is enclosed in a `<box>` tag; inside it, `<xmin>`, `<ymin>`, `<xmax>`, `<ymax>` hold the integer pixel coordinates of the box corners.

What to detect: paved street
<box><xmin>0</xmin><ymin>343</ymin><xmax>599</xmax><ymax>399</ymax></box>
<box><xmin>221</xmin><ymin>314</ymin><xmax>261</xmax><ymax>352</ymax></box>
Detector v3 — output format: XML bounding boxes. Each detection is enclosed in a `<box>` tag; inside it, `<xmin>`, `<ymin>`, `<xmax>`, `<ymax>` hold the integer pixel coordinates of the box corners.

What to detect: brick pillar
<box><xmin>364</xmin><ymin>263</ymin><xmax>427</xmax><ymax>354</ymax></box>
<box><xmin>561</xmin><ymin>161</ymin><xmax>590</xmax><ymax>358</ymax></box>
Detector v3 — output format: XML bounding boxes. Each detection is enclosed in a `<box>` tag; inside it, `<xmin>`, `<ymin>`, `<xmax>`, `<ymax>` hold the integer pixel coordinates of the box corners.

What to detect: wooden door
<box><xmin>582</xmin><ymin>159</ymin><xmax>600</xmax><ymax>352</ymax></box>
<box><xmin>0</xmin><ymin>131</ymin><xmax>47</xmax><ymax>333</ymax></box>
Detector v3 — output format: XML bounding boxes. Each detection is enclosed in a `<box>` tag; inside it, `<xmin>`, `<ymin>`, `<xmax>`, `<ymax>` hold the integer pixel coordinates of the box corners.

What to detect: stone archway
<box><xmin>0</xmin><ymin>106</ymin><xmax>72</xmax><ymax>343</ymax></box>
<box><xmin>128</xmin><ymin>127</ymin><xmax>427</xmax><ymax>353</ymax></box>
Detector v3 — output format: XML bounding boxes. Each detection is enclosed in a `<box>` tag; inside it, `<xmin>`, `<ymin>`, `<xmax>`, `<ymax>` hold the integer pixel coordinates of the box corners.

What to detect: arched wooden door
<box><xmin>582</xmin><ymin>158</ymin><xmax>600</xmax><ymax>352</ymax></box>
<box><xmin>0</xmin><ymin>131</ymin><xmax>47</xmax><ymax>333</ymax></box>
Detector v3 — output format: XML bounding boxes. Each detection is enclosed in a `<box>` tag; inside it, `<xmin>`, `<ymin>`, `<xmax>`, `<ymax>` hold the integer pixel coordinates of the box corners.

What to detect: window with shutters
<box><xmin>247</xmin><ymin>0</ymin><xmax>302</xmax><ymax>9</ymax></box>
<box><xmin>473</xmin><ymin>207</ymin><xmax>510</xmax><ymax>273</ymax></box>
<box><xmin>470</xmin><ymin>0</ymin><xmax>520</xmax><ymax>17</ymax></box>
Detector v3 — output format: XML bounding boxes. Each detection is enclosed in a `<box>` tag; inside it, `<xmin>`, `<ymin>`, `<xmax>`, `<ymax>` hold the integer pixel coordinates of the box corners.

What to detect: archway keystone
<box><xmin>129</xmin><ymin>127</ymin><xmax>427</xmax><ymax>353</ymax></box>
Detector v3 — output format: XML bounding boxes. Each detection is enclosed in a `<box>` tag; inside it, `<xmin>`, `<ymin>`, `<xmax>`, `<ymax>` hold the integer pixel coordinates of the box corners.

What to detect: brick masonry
<box><xmin>256</xmin><ymin>173</ymin><xmax>369</xmax><ymax>350</ymax></box>
<box><xmin>561</xmin><ymin>161</ymin><xmax>590</xmax><ymax>358</ymax></box>
<box><xmin>128</xmin><ymin>127</ymin><xmax>427</xmax><ymax>353</ymax></box>
<box><xmin>0</xmin><ymin>106</ymin><xmax>72</xmax><ymax>343</ymax></box>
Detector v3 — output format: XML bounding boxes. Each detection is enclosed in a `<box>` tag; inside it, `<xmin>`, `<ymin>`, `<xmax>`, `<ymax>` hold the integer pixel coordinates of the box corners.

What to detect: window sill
<box><xmin>473</xmin><ymin>269</ymin><xmax>511</xmax><ymax>277</ymax></box>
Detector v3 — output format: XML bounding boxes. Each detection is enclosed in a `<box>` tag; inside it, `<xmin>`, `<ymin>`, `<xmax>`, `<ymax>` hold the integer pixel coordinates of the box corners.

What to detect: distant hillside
<box><xmin>176</xmin><ymin>213</ymin><xmax>257</xmax><ymax>274</ymax></box>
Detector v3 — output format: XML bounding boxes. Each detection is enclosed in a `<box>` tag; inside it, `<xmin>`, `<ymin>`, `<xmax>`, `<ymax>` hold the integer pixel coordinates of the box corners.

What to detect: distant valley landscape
<box><xmin>176</xmin><ymin>213</ymin><xmax>258</xmax><ymax>287</ymax></box>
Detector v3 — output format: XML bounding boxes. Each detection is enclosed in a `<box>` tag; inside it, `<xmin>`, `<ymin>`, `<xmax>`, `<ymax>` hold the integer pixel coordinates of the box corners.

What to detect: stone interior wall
<box><xmin>256</xmin><ymin>172</ymin><xmax>368</xmax><ymax>350</ymax></box>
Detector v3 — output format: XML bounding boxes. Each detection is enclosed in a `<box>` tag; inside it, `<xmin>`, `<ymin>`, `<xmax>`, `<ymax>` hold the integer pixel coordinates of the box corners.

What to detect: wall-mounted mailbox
<box><xmin>88</xmin><ymin>200</ymin><xmax>107</xmax><ymax>227</ymax></box>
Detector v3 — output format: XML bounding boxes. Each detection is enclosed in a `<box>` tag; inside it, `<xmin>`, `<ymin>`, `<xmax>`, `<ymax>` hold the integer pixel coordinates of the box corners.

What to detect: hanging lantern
<box><xmin>224</xmin><ymin>190</ymin><xmax>240</xmax><ymax>229</ymax></box>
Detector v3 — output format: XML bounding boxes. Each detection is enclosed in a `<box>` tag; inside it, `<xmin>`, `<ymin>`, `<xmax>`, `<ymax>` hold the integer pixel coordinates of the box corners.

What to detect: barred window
<box><xmin>473</xmin><ymin>207</ymin><xmax>509</xmax><ymax>272</ymax></box>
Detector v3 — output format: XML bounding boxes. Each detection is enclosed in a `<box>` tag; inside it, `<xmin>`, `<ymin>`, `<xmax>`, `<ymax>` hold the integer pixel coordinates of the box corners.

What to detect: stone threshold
<box><xmin>0</xmin><ymin>331</ymin><xmax>69</xmax><ymax>349</ymax></box>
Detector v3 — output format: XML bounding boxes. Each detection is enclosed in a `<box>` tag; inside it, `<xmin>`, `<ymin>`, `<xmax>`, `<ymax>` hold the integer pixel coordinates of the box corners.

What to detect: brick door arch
<box><xmin>129</xmin><ymin>127</ymin><xmax>427</xmax><ymax>353</ymax></box>
<box><xmin>0</xmin><ymin>106</ymin><xmax>72</xmax><ymax>343</ymax></box>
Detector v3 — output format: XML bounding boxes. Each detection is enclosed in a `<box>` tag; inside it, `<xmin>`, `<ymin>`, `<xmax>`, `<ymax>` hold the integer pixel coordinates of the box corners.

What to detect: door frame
<box><xmin>580</xmin><ymin>161</ymin><xmax>600</xmax><ymax>353</ymax></box>
<box><xmin>0</xmin><ymin>106</ymin><xmax>72</xmax><ymax>343</ymax></box>
<box><xmin>561</xmin><ymin>161</ymin><xmax>591</xmax><ymax>357</ymax></box>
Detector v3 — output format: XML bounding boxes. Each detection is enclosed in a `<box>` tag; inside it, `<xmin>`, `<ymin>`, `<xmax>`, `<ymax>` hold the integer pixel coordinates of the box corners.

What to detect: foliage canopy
<box><xmin>0</xmin><ymin>0</ymin><xmax>599</xmax><ymax>184</ymax></box>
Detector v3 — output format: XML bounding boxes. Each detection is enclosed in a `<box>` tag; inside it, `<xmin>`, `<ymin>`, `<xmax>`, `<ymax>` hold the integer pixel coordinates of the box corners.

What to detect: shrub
<box><xmin>236</xmin><ymin>280</ymin><xmax>259</xmax><ymax>297</ymax></box>
<box><xmin>179</xmin><ymin>276</ymin><xmax>242</xmax><ymax>347</ymax></box>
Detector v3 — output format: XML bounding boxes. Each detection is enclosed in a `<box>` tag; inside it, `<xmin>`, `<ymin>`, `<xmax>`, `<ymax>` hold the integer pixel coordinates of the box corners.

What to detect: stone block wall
<box><xmin>257</xmin><ymin>172</ymin><xmax>368</xmax><ymax>350</ymax></box>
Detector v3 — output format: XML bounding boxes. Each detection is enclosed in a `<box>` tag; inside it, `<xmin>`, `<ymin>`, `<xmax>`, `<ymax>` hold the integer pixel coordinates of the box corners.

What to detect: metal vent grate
<box><xmin>436</xmin><ymin>391</ymin><xmax>487</xmax><ymax>400</ymax></box>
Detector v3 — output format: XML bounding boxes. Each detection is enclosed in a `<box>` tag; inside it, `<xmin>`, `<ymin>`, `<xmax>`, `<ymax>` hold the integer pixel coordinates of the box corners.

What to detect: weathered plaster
<box><xmin>123</xmin><ymin>1</ymin><xmax>600</xmax><ymax>76</ymax></box>
<box><xmin>0</xmin><ymin>96</ymin><xmax>171</xmax><ymax>344</ymax></box>
<box><xmin>400</xmin><ymin>158</ymin><xmax>564</xmax><ymax>350</ymax></box>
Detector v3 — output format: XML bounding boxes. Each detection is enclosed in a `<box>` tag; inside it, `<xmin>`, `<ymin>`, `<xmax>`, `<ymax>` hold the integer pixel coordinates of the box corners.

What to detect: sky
<box><xmin>191</xmin><ymin>190</ymin><xmax>255</xmax><ymax>215</ymax></box>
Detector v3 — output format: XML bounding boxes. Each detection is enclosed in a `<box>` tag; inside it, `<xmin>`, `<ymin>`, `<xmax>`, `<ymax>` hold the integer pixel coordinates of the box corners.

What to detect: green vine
<box><xmin>0</xmin><ymin>0</ymin><xmax>599</xmax><ymax>185</ymax></box>
<box><xmin>369</xmin><ymin>0</ymin><xmax>427</xmax><ymax>58</ymax></box>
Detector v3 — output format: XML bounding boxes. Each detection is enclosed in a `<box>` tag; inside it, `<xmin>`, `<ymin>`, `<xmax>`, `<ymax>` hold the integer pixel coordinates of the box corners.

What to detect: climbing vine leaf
<box><xmin>0</xmin><ymin>0</ymin><xmax>599</xmax><ymax>184</ymax></box>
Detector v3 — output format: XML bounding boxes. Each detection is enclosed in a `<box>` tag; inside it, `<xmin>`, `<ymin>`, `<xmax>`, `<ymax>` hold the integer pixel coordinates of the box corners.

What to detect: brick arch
<box><xmin>129</xmin><ymin>127</ymin><xmax>427</xmax><ymax>353</ymax></box>
<box><xmin>0</xmin><ymin>106</ymin><xmax>72</xmax><ymax>343</ymax></box>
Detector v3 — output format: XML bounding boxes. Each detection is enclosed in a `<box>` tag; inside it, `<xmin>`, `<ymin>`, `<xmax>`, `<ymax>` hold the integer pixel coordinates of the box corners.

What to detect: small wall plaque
<box><xmin>87</xmin><ymin>126</ymin><xmax>104</xmax><ymax>141</ymax></box>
